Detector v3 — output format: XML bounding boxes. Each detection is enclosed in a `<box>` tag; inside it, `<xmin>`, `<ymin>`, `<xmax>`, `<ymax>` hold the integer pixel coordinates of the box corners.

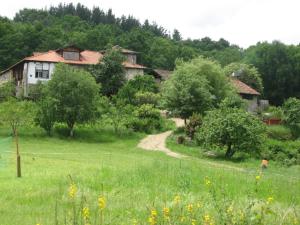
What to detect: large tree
<box><xmin>244</xmin><ymin>41</ymin><xmax>300</xmax><ymax>105</ymax></box>
<box><xmin>47</xmin><ymin>64</ymin><xmax>100</xmax><ymax>137</ymax></box>
<box><xmin>162</xmin><ymin>57</ymin><xmax>233</xmax><ymax>120</ymax></box>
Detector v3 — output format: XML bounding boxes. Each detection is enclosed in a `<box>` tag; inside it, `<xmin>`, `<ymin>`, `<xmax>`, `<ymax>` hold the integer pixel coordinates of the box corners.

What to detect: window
<box><xmin>35</xmin><ymin>63</ymin><xmax>49</xmax><ymax>79</ymax></box>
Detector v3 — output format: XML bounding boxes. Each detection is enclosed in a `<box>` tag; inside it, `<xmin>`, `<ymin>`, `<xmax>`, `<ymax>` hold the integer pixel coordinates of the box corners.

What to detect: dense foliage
<box><xmin>282</xmin><ymin>97</ymin><xmax>300</xmax><ymax>138</ymax></box>
<box><xmin>162</xmin><ymin>57</ymin><xmax>233</xmax><ymax>119</ymax></box>
<box><xmin>45</xmin><ymin>64</ymin><xmax>100</xmax><ymax>136</ymax></box>
<box><xmin>88</xmin><ymin>48</ymin><xmax>125</xmax><ymax>96</ymax></box>
<box><xmin>196</xmin><ymin>107</ymin><xmax>266</xmax><ymax>158</ymax></box>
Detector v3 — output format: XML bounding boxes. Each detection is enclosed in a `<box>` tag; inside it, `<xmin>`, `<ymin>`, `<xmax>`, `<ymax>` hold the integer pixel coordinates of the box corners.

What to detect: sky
<box><xmin>0</xmin><ymin>0</ymin><xmax>299</xmax><ymax>48</ymax></box>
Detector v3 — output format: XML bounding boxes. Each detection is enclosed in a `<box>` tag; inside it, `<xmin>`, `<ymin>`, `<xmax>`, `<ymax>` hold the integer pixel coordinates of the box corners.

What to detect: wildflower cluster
<box><xmin>68</xmin><ymin>183</ymin><xmax>77</xmax><ymax>199</ymax></box>
<box><xmin>98</xmin><ymin>196</ymin><xmax>106</xmax><ymax>210</ymax></box>
<box><xmin>148</xmin><ymin>209</ymin><xmax>157</xmax><ymax>225</ymax></box>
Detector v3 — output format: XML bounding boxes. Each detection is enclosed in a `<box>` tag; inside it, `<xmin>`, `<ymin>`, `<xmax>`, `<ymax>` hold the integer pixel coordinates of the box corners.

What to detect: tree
<box><xmin>162</xmin><ymin>57</ymin><xmax>233</xmax><ymax>121</ymax></box>
<box><xmin>35</xmin><ymin>97</ymin><xmax>57</xmax><ymax>136</ymax></box>
<box><xmin>47</xmin><ymin>64</ymin><xmax>100</xmax><ymax>137</ymax></box>
<box><xmin>0</xmin><ymin>98</ymin><xmax>35</xmax><ymax>177</ymax></box>
<box><xmin>172</xmin><ymin>29</ymin><xmax>182</xmax><ymax>41</ymax></box>
<box><xmin>282</xmin><ymin>97</ymin><xmax>300</xmax><ymax>138</ymax></box>
<box><xmin>117</xmin><ymin>75</ymin><xmax>158</xmax><ymax>104</ymax></box>
<box><xmin>224</xmin><ymin>62</ymin><xmax>263</xmax><ymax>94</ymax></box>
<box><xmin>244</xmin><ymin>41</ymin><xmax>300</xmax><ymax>105</ymax></box>
<box><xmin>89</xmin><ymin>48</ymin><xmax>126</xmax><ymax>96</ymax></box>
<box><xmin>196</xmin><ymin>107</ymin><xmax>266</xmax><ymax>158</ymax></box>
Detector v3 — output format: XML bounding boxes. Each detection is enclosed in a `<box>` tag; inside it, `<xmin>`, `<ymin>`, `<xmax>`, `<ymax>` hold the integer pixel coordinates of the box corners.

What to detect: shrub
<box><xmin>196</xmin><ymin>107</ymin><xmax>266</xmax><ymax>158</ymax></box>
<box><xmin>126</xmin><ymin>104</ymin><xmax>163</xmax><ymax>133</ymax></box>
<box><xmin>262</xmin><ymin>139</ymin><xmax>300</xmax><ymax>166</ymax></box>
<box><xmin>0</xmin><ymin>81</ymin><xmax>15</xmax><ymax>102</ymax></box>
<box><xmin>266</xmin><ymin>125</ymin><xmax>293</xmax><ymax>140</ymax></box>
<box><xmin>117</xmin><ymin>75</ymin><xmax>158</xmax><ymax>104</ymax></box>
<box><xmin>282</xmin><ymin>97</ymin><xmax>300</xmax><ymax>138</ymax></box>
<box><xmin>185</xmin><ymin>113</ymin><xmax>202</xmax><ymax>139</ymax></box>
<box><xmin>134</xmin><ymin>91</ymin><xmax>160</xmax><ymax>106</ymax></box>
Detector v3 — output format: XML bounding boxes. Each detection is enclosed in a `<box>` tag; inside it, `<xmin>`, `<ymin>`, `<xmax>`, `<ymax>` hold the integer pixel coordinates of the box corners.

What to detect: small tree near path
<box><xmin>47</xmin><ymin>64</ymin><xmax>100</xmax><ymax>137</ymax></box>
<box><xmin>0</xmin><ymin>98</ymin><xmax>35</xmax><ymax>177</ymax></box>
<box><xmin>196</xmin><ymin>107</ymin><xmax>266</xmax><ymax>158</ymax></box>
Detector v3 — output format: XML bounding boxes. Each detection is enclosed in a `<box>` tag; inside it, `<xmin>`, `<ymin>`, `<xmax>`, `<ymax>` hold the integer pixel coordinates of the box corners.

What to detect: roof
<box><xmin>123</xmin><ymin>61</ymin><xmax>146</xmax><ymax>69</ymax></box>
<box><xmin>0</xmin><ymin>47</ymin><xmax>145</xmax><ymax>74</ymax></box>
<box><xmin>100</xmin><ymin>45</ymin><xmax>139</xmax><ymax>54</ymax></box>
<box><xmin>231</xmin><ymin>78</ymin><xmax>260</xmax><ymax>95</ymax></box>
<box><xmin>153</xmin><ymin>69</ymin><xmax>172</xmax><ymax>80</ymax></box>
<box><xmin>25</xmin><ymin>50</ymin><xmax>102</xmax><ymax>65</ymax></box>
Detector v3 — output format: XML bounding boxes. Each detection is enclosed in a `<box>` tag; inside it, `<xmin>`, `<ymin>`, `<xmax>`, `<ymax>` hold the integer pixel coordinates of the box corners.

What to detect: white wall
<box><xmin>27</xmin><ymin>62</ymin><xmax>56</xmax><ymax>84</ymax></box>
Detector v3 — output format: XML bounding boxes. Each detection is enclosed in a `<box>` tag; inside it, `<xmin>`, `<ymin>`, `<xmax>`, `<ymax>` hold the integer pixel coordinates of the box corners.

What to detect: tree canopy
<box><xmin>46</xmin><ymin>63</ymin><xmax>100</xmax><ymax>136</ymax></box>
<box><xmin>162</xmin><ymin>57</ymin><xmax>233</xmax><ymax>120</ymax></box>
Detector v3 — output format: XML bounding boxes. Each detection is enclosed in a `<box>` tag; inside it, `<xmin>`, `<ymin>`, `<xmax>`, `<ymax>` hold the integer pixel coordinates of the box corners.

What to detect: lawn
<box><xmin>0</xmin><ymin>125</ymin><xmax>299</xmax><ymax>225</ymax></box>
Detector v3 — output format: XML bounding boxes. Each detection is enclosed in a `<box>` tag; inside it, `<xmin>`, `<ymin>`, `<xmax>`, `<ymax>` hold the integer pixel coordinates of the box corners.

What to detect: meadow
<box><xmin>0</xmin><ymin>125</ymin><xmax>299</xmax><ymax>225</ymax></box>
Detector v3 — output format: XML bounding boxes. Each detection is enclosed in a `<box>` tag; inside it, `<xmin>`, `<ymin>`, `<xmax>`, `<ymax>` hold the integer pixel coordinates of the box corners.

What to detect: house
<box><xmin>0</xmin><ymin>46</ymin><xmax>146</xmax><ymax>96</ymax></box>
<box><xmin>231</xmin><ymin>78</ymin><xmax>260</xmax><ymax>112</ymax></box>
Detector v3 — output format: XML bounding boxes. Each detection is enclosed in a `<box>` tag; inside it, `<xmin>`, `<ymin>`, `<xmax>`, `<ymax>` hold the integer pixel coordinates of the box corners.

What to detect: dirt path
<box><xmin>137</xmin><ymin>118</ymin><xmax>186</xmax><ymax>158</ymax></box>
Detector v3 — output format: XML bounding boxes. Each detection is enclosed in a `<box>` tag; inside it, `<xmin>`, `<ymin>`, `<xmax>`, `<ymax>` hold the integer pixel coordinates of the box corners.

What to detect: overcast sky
<box><xmin>1</xmin><ymin>0</ymin><xmax>299</xmax><ymax>48</ymax></box>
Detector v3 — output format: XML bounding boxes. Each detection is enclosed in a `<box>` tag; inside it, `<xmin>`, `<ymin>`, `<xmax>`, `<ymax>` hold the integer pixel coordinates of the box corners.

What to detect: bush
<box><xmin>282</xmin><ymin>97</ymin><xmax>300</xmax><ymax>138</ymax></box>
<box><xmin>126</xmin><ymin>104</ymin><xmax>163</xmax><ymax>133</ymax></box>
<box><xmin>262</xmin><ymin>139</ymin><xmax>300</xmax><ymax>166</ymax></box>
<box><xmin>266</xmin><ymin>125</ymin><xmax>293</xmax><ymax>140</ymax></box>
<box><xmin>134</xmin><ymin>91</ymin><xmax>160</xmax><ymax>106</ymax></box>
<box><xmin>0</xmin><ymin>81</ymin><xmax>15</xmax><ymax>102</ymax></box>
<box><xmin>185</xmin><ymin>113</ymin><xmax>202</xmax><ymax>139</ymax></box>
<box><xmin>117</xmin><ymin>75</ymin><xmax>158</xmax><ymax>104</ymax></box>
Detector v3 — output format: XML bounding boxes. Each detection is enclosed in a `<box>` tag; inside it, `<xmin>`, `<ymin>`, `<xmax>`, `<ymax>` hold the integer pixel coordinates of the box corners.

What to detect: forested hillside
<box><xmin>0</xmin><ymin>2</ymin><xmax>299</xmax><ymax>104</ymax></box>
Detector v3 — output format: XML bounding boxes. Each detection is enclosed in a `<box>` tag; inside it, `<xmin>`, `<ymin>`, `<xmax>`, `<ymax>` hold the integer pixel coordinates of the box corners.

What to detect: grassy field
<box><xmin>0</xmin><ymin>125</ymin><xmax>300</xmax><ymax>225</ymax></box>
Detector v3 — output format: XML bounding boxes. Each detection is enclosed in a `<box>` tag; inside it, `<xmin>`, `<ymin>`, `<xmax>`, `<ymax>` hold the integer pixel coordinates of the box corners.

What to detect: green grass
<box><xmin>0</xmin><ymin>125</ymin><xmax>300</xmax><ymax>224</ymax></box>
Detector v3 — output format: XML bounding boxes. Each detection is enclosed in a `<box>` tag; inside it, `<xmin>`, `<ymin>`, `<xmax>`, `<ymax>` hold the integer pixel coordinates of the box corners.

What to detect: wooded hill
<box><xmin>0</xmin><ymin>3</ymin><xmax>299</xmax><ymax>105</ymax></box>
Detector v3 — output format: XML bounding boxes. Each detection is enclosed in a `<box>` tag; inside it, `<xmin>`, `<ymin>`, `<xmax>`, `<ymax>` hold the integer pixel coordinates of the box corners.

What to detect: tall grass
<box><xmin>0</xmin><ymin>126</ymin><xmax>299</xmax><ymax>224</ymax></box>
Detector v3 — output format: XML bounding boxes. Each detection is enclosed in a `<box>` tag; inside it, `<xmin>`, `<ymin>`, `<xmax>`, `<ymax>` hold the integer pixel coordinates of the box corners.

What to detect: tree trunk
<box><xmin>15</xmin><ymin>128</ymin><xmax>21</xmax><ymax>177</ymax></box>
<box><xmin>67</xmin><ymin>122</ymin><xmax>75</xmax><ymax>137</ymax></box>
<box><xmin>225</xmin><ymin>143</ymin><xmax>235</xmax><ymax>158</ymax></box>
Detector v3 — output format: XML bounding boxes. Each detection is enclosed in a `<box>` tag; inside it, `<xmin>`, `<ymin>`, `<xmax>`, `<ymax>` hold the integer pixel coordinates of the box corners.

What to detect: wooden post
<box><xmin>15</xmin><ymin>128</ymin><xmax>21</xmax><ymax>178</ymax></box>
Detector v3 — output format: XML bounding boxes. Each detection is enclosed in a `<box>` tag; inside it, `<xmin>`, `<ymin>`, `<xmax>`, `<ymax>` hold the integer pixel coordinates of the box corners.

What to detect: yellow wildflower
<box><xmin>163</xmin><ymin>207</ymin><xmax>170</xmax><ymax>218</ymax></box>
<box><xmin>204</xmin><ymin>177</ymin><xmax>211</xmax><ymax>186</ymax></box>
<box><xmin>255</xmin><ymin>175</ymin><xmax>261</xmax><ymax>181</ymax></box>
<box><xmin>98</xmin><ymin>196</ymin><xmax>106</xmax><ymax>210</ymax></box>
<box><xmin>68</xmin><ymin>183</ymin><xmax>77</xmax><ymax>199</ymax></box>
<box><xmin>82</xmin><ymin>207</ymin><xmax>90</xmax><ymax>221</ymax></box>
<box><xmin>203</xmin><ymin>214</ymin><xmax>214</xmax><ymax>225</ymax></box>
<box><xmin>174</xmin><ymin>195</ymin><xmax>181</xmax><ymax>204</ymax></box>
<box><xmin>180</xmin><ymin>216</ymin><xmax>185</xmax><ymax>222</ymax></box>
<box><xmin>267</xmin><ymin>196</ymin><xmax>274</xmax><ymax>204</ymax></box>
<box><xmin>148</xmin><ymin>216</ymin><xmax>156</xmax><ymax>225</ymax></box>
<box><xmin>226</xmin><ymin>205</ymin><xmax>233</xmax><ymax>214</ymax></box>
<box><xmin>187</xmin><ymin>203</ymin><xmax>193</xmax><ymax>212</ymax></box>
<box><xmin>151</xmin><ymin>209</ymin><xmax>157</xmax><ymax>217</ymax></box>
<box><xmin>191</xmin><ymin>219</ymin><xmax>197</xmax><ymax>225</ymax></box>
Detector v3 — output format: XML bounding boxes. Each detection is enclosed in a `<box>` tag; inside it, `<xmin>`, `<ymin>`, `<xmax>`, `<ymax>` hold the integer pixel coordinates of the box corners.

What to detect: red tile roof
<box><xmin>25</xmin><ymin>50</ymin><xmax>103</xmax><ymax>65</ymax></box>
<box><xmin>1</xmin><ymin>47</ymin><xmax>145</xmax><ymax>74</ymax></box>
<box><xmin>231</xmin><ymin>78</ymin><xmax>260</xmax><ymax>95</ymax></box>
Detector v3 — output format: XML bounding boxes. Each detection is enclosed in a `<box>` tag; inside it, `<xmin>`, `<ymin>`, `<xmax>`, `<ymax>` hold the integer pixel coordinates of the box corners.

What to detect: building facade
<box><xmin>0</xmin><ymin>46</ymin><xmax>146</xmax><ymax>96</ymax></box>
